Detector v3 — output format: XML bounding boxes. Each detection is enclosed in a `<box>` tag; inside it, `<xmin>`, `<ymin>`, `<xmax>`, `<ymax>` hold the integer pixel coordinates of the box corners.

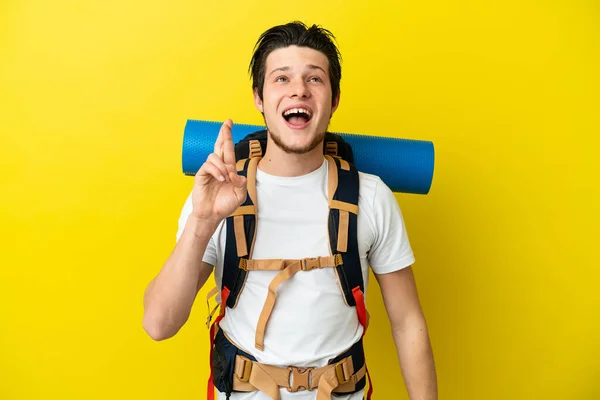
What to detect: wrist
<box><xmin>185</xmin><ymin>215</ymin><xmax>221</xmax><ymax>239</ymax></box>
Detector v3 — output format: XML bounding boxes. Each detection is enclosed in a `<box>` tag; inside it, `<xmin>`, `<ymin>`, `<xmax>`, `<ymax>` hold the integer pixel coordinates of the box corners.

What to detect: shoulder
<box><xmin>355</xmin><ymin>169</ymin><xmax>401</xmax><ymax>241</ymax></box>
<box><xmin>356</xmin><ymin>169</ymin><xmax>415</xmax><ymax>272</ymax></box>
<box><xmin>357</xmin><ymin>170</ymin><xmax>397</xmax><ymax>215</ymax></box>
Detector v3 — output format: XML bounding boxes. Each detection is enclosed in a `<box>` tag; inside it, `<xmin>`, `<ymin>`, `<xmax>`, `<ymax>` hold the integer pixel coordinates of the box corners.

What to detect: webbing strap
<box><xmin>229</xmin><ymin>205</ymin><xmax>256</xmax><ymax>217</ymax></box>
<box><xmin>316</xmin><ymin>367</ymin><xmax>340</xmax><ymax>400</ymax></box>
<box><xmin>246</xmin><ymin>157</ymin><xmax>259</xmax><ymax>211</ymax></box>
<box><xmin>205</xmin><ymin>286</ymin><xmax>220</xmax><ymax>328</ymax></box>
<box><xmin>246</xmin><ymin>157</ymin><xmax>260</xmax><ymax>259</ymax></box>
<box><xmin>330</xmin><ymin>200</ymin><xmax>358</xmax><ymax>215</ymax></box>
<box><xmin>254</xmin><ymin>261</ymin><xmax>302</xmax><ymax>351</ymax></box>
<box><xmin>338</xmin><ymin>158</ymin><xmax>350</xmax><ymax>171</ymax></box>
<box><xmin>232</xmin><ymin>355</ymin><xmax>365</xmax><ymax>399</ymax></box>
<box><xmin>352</xmin><ymin>286</ymin><xmax>369</xmax><ymax>332</ymax></box>
<box><xmin>254</xmin><ymin>256</ymin><xmax>342</xmax><ymax>351</ymax></box>
<box><xmin>324</xmin><ymin>155</ymin><xmax>358</xmax><ymax>259</ymax></box>
<box><xmin>231</xmin><ymin>158</ymin><xmax>260</xmax><ymax>258</ymax></box>
<box><xmin>325</xmin><ymin>141</ymin><xmax>338</xmax><ymax>157</ymax></box>
<box><xmin>248</xmin><ymin>139</ymin><xmax>263</xmax><ymax>158</ymax></box>
<box><xmin>325</xmin><ymin>155</ymin><xmax>338</xmax><ymax>206</ymax></box>
<box><xmin>351</xmin><ymin>286</ymin><xmax>373</xmax><ymax>398</ymax></box>
<box><xmin>240</xmin><ymin>255</ymin><xmax>340</xmax><ymax>272</ymax></box>
<box><xmin>337</xmin><ymin>210</ymin><xmax>349</xmax><ymax>252</ymax></box>
<box><xmin>236</xmin><ymin>159</ymin><xmax>246</xmax><ymax>172</ymax></box>
<box><xmin>366</xmin><ymin>365</ymin><xmax>374</xmax><ymax>399</ymax></box>
<box><xmin>232</xmin><ymin>157</ymin><xmax>259</xmax><ymax>217</ymax></box>
<box><xmin>234</xmin><ymin>216</ymin><xmax>247</xmax><ymax>257</ymax></box>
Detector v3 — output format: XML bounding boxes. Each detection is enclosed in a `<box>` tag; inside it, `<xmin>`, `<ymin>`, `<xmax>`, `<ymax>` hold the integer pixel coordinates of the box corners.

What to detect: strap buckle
<box><xmin>301</xmin><ymin>257</ymin><xmax>322</xmax><ymax>271</ymax></box>
<box><xmin>237</xmin><ymin>357</ymin><xmax>252</xmax><ymax>383</ymax></box>
<box><xmin>249</xmin><ymin>140</ymin><xmax>263</xmax><ymax>158</ymax></box>
<box><xmin>287</xmin><ymin>366</ymin><xmax>314</xmax><ymax>392</ymax></box>
<box><xmin>335</xmin><ymin>359</ymin><xmax>350</xmax><ymax>385</ymax></box>
<box><xmin>239</xmin><ymin>258</ymin><xmax>248</xmax><ymax>271</ymax></box>
<box><xmin>205</xmin><ymin>304</ymin><xmax>219</xmax><ymax>328</ymax></box>
<box><xmin>325</xmin><ymin>141</ymin><xmax>338</xmax><ymax>157</ymax></box>
<box><xmin>334</xmin><ymin>253</ymin><xmax>343</xmax><ymax>266</ymax></box>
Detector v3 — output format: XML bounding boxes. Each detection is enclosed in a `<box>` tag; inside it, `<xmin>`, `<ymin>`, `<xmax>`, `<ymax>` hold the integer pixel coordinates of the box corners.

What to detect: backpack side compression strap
<box><xmin>324</xmin><ymin>155</ymin><xmax>364</xmax><ymax>308</ymax></box>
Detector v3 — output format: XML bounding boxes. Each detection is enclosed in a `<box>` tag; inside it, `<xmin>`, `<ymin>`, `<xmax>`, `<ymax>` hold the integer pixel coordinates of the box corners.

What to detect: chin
<box><xmin>269</xmin><ymin>125</ymin><xmax>326</xmax><ymax>155</ymax></box>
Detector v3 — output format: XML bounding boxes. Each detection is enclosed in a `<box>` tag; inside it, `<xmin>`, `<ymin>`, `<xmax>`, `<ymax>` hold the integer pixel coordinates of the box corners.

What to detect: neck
<box><xmin>258</xmin><ymin>138</ymin><xmax>325</xmax><ymax>177</ymax></box>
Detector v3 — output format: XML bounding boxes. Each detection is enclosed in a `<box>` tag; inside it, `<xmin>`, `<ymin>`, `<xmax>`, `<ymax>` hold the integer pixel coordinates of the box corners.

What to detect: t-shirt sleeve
<box><xmin>175</xmin><ymin>192</ymin><xmax>193</xmax><ymax>242</ymax></box>
<box><xmin>175</xmin><ymin>192</ymin><xmax>218</xmax><ymax>267</ymax></box>
<box><xmin>367</xmin><ymin>177</ymin><xmax>416</xmax><ymax>274</ymax></box>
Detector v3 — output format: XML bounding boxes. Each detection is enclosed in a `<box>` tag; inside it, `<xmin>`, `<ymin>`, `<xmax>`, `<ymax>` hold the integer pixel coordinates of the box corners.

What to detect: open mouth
<box><xmin>282</xmin><ymin>107</ymin><xmax>313</xmax><ymax>128</ymax></box>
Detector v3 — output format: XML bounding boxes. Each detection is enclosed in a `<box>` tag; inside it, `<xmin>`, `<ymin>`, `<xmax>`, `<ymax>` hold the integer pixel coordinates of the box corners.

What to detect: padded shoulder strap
<box><xmin>222</xmin><ymin>156</ymin><xmax>260</xmax><ymax>309</ymax></box>
<box><xmin>325</xmin><ymin>155</ymin><xmax>364</xmax><ymax>307</ymax></box>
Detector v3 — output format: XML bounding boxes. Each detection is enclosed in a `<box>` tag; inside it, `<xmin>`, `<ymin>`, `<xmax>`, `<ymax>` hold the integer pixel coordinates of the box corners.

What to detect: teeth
<box><xmin>283</xmin><ymin>108</ymin><xmax>311</xmax><ymax>117</ymax></box>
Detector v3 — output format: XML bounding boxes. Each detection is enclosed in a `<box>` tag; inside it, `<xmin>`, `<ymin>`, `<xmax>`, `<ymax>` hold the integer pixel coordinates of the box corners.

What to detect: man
<box><xmin>143</xmin><ymin>21</ymin><xmax>437</xmax><ymax>399</ymax></box>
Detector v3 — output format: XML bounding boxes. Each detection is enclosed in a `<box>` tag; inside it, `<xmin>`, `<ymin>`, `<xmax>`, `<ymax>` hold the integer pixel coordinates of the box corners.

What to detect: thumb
<box><xmin>228</xmin><ymin>170</ymin><xmax>246</xmax><ymax>188</ymax></box>
<box><xmin>233</xmin><ymin>175</ymin><xmax>247</xmax><ymax>205</ymax></box>
<box><xmin>234</xmin><ymin>174</ymin><xmax>247</xmax><ymax>189</ymax></box>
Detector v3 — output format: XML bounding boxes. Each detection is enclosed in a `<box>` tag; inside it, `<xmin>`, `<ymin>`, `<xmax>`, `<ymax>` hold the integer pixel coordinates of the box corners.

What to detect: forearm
<box><xmin>392</xmin><ymin>315</ymin><xmax>438</xmax><ymax>400</ymax></box>
<box><xmin>143</xmin><ymin>216</ymin><xmax>217</xmax><ymax>340</ymax></box>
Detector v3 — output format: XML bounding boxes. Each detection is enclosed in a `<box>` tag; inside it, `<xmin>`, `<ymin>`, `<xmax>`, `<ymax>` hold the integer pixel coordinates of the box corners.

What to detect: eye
<box><xmin>309</xmin><ymin>76</ymin><xmax>322</xmax><ymax>83</ymax></box>
<box><xmin>276</xmin><ymin>76</ymin><xmax>288</xmax><ymax>82</ymax></box>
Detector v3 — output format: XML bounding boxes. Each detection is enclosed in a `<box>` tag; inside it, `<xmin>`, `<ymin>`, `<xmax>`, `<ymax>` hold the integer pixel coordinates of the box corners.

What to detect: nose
<box><xmin>289</xmin><ymin>79</ymin><xmax>310</xmax><ymax>99</ymax></box>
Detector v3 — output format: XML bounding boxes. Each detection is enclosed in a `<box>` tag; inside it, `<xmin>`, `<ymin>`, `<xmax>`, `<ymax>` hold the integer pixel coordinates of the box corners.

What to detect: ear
<box><xmin>331</xmin><ymin>90</ymin><xmax>341</xmax><ymax>115</ymax></box>
<box><xmin>253</xmin><ymin>88</ymin><xmax>264</xmax><ymax>113</ymax></box>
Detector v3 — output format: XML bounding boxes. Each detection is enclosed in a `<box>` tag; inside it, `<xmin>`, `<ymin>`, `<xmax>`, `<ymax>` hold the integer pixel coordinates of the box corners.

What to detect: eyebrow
<box><xmin>268</xmin><ymin>66</ymin><xmax>290</xmax><ymax>77</ymax></box>
<box><xmin>307</xmin><ymin>64</ymin><xmax>327</xmax><ymax>74</ymax></box>
<box><xmin>268</xmin><ymin>64</ymin><xmax>326</xmax><ymax>77</ymax></box>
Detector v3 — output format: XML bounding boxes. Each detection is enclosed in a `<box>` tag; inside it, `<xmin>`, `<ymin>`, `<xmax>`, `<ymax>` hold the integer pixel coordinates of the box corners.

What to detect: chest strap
<box><xmin>250</xmin><ymin>254</ymin><xmax>343</xmax><ymax>351</ymax></box>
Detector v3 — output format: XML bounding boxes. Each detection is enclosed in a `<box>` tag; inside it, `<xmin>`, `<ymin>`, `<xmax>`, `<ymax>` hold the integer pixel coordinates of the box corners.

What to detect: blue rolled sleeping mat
<box><xmin>182</xmin><ymin>119</ymin><xmax>435</xmax><ymax>195</ymax></box>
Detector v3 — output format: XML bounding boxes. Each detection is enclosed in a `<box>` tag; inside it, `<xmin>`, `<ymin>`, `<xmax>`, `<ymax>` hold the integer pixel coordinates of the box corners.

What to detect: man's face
<box><xmin>254</xmin><ymin>45</ymin><xmax>340</xmax><ymax>155</ymax></box>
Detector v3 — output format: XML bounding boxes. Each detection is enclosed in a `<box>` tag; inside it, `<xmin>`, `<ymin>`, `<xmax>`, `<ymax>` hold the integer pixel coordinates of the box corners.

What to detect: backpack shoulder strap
<box><xmin>221</xmin><ymin>154</ymin><xmax>260</xmax><ymax>309</ymax></box>
<box><xmin>324</xmin><ymin>155</ymin><xmax>365</xmax><ymax>309</ymax></box>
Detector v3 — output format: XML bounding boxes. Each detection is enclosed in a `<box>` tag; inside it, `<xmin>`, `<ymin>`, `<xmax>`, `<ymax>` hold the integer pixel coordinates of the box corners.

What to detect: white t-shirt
<box><xmin>176</xmin><ymin>158</ymin><xmax>415</xmax><ymax>399</ymax></box>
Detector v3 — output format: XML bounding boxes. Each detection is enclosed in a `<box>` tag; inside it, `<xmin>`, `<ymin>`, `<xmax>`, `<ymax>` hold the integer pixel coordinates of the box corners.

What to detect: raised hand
<box><xmin>191</xmin><ymin>119</ymin><xmax>247</xmax><ymax>224</ymax></box>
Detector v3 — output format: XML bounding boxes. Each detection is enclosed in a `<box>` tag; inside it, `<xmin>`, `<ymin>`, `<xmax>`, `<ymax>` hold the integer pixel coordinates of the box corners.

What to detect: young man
<box><xmin>143</xmin><ymin>22</ymin><xmax>437</xmax><ymax>399</ymax></box>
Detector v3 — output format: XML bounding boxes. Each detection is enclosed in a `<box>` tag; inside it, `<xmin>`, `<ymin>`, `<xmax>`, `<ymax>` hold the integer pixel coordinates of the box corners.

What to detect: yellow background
<box><xmin>1</xmin><ymin>0</ymin><xmax>599</xmax><ymax>399</ymax></box>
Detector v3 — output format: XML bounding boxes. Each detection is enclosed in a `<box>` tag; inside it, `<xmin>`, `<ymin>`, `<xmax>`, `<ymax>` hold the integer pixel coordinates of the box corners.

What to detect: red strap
<box><xmin>207</xmin><ymin>287</ymin><xmax>230</xmax><ymax>400</ymax></box>
<box><xmin>365</xmin><ymin>364</ymin><xmax>373</xmax><ymax>399</ymax></box>
<box><xmin>207</xmin><ymin>322</ymin><xmax>217</xmax><ymax>400</ymax></box>
<box><xmin>351</xmin><ymin>286</ymin><xmax>373</xmax><ymax>398</ymax></box>
<box><xmin>351</xmin><ymin>286</ymin><xmax>367</xmax><ymax>332</ymax></box>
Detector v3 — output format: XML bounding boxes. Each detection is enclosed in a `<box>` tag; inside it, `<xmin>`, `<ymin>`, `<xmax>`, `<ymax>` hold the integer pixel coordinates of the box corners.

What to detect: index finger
<box><xmin>221</xmin><ymin>119</ymin><xmax>236</xmax><ymax>165</ymax></box>
<box><xmin>213</xmin><ymin>119</ymin><xmax>231</xmax><ymax>160</ymax></box>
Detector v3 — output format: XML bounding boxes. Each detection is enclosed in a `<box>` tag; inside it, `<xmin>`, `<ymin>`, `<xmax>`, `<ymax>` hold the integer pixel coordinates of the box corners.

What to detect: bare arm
<box><xmin>142</xmin><ymin>119</ymin><xmax>247</xmax><ymax>341</ymax></box>
<box><xmin>142</xmin><ymin>217</ymin><xmax>216</xmax><ymax>341</ymax></box>
<box><xmin>375</xmin><ymin>266</ymin><xmax>438</xmax><ymax>399</ymax></box>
